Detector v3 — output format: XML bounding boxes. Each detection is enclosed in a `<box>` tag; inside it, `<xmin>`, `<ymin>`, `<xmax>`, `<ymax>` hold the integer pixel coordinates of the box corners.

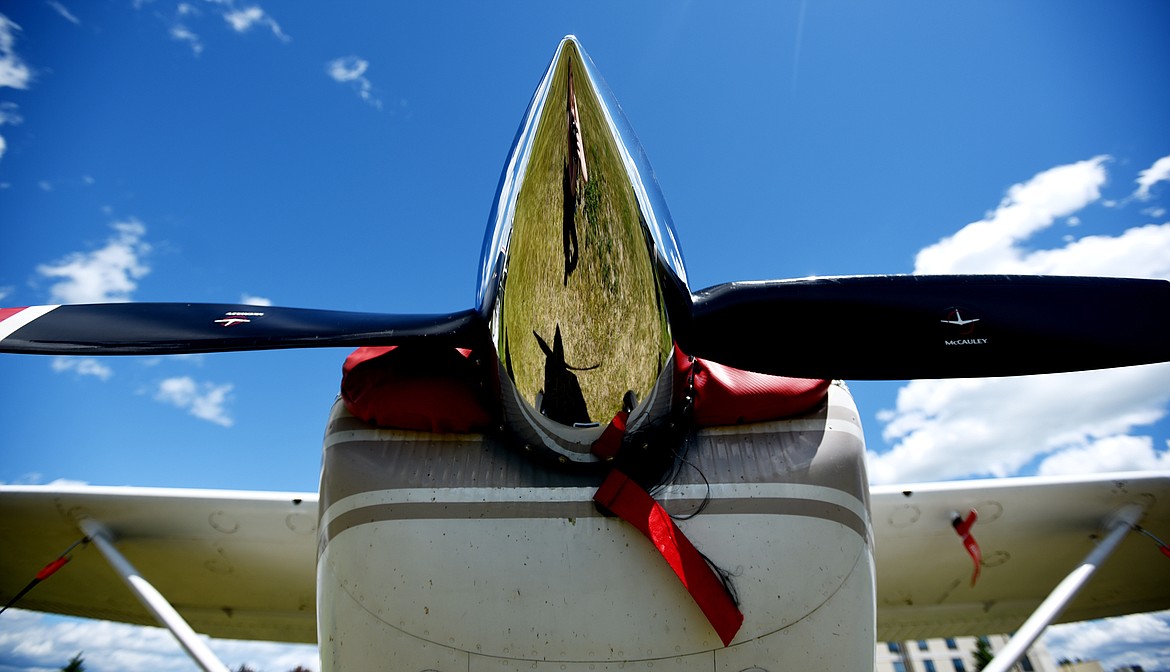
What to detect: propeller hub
<box><xmin>477</xmin><ymin>37</ymin><xmax>689</xmax><ymax>465</ymax></box>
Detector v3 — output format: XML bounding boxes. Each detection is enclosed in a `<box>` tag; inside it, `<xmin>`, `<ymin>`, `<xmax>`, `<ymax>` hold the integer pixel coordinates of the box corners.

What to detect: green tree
<box><xmin>973</xmin><ymin>636</ymin><xmax>995</xmax><ymax>671</ymax></box>
<box><xmin>60</xmin><ymin>653</ymin><xmax>85</xmax><ymax>672</ymax></box>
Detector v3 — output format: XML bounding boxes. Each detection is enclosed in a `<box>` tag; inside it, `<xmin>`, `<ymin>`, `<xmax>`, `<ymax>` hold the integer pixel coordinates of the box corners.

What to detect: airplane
<box><xmin>2</xmin><ymin>35</ymin><xmax>1170</xmax><ymax>672</ymax></box>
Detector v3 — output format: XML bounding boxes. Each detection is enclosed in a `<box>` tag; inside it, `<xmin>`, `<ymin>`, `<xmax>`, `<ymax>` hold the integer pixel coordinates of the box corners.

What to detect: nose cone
<box><xmin>480</xmin><ymin>37</ymin><xmax>685</xmax><ymax>463</ymax></box>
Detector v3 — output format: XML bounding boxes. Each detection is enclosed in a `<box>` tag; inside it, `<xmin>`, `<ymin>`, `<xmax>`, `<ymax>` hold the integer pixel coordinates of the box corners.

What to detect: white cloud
<box><xmin>0</xmin><ymin>13</ymin><xmax>25</xmax><ymax>170</ymax></box>
<box><xmin>36</xmin><ymin>220</ymin><xmax>151</xmax><ymax>304</ymax></box>
<box><xmin>0</xmin><ymin>90</ymin><xmax>26</xmax><ymax>165</ymax></box>
<box><xmin>138</xmin><ymin>0</ymin><xmax>289</xmax><ymax>54</ymax></box>
<box><xmin>871</xmin><ymin>158</ymin><xmax>1170</xmax><ymax>485</ymax></box>
<box><xmin>239</xmin><ymin>293</ymin><xmax>272</xmax><ymax>306</ymax></box>
<box><xmin>47</xmin><ymin>1</ymin><xmax>81</xmax><ymax>25</ymax></box>
<box><xmin>51</xmin><ymin>357</ymin><xmax>114</xmax><ymax>381</ymax></box>
<box><xmin>170</xmin><ymin>24</ymin><xmax>204</xmax><ymax>56</ymax></box>
<box><xmin>1135</xmin><ymin>154</ymin><xmax>1170</xmax><ymax>200</ymax></box>
<box><xmin>205</xmin><ymin>0</ymin><xmax>287</xmax><ymax>42</ymax></box>
<box><xmin>44</xmin><ymin>477</ymin><xmax>89</xmax><ymax>487</ymax></box>
<box><xmin>327</xmin><ymin>55</ymin><xmax>382</xmax><ymax>110</ymax></box>
<box><xmin>0</xmin><ymin>285</ymin><xmax>12</xmax><ymax>301</ymax></box>
<box><xmin>1019</xmin><ymin>223</ymin><xmax>1170</xmax><ymax>279</ymax></box>
<box><xmin>0</xmin><ymin>100</ymin><xmax>21</xmax><ymax>125</ymax></box>
<box><xmin>1037</xmin><ymin>434</ymin><xmax>1170</xmax><ymax>476</ymax></box>
<box><xmin>0</xmin><ymin>609</ymin><xmax>319</xmax><ymax>672</ymax></box>
<box><xmin>216</xmin><ymin>2</ymin><xmax>289</xmax><ymax>42</ymax></box>
<box><xmin>1045</xmin><ymin>611</ymin><xmax>1170</xmax><ymax>671</ymax></box>
<box><xmin>0</xmin><ymin>13</ymin><xmax>32</xmax><ymax>89</ymax></box>
<box><xmin>327</xmin><ymin>55</ymin><xmax>368</xmax><ymax>82</ymax></box>
<box><xmin>154</xmin><ymin>376</ymin><xmax>234</xmax><ymax>427</ymax></box>
<box><xmin>914</xmin><ymin>156</ymin><xmax>1109</xmax><ymax>275</ymax></box>
<box><xmin>868</xmin><ymin>363</ymin><xmax>1170</xmax><ymax>484</ymax></box>
<box><xmin>224</xmin><ymin>7</ymin><xmax>262</xmax><ymax>32</ymax></box>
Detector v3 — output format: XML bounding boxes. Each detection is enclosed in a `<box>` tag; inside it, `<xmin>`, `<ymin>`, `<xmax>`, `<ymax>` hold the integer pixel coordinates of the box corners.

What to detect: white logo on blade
<box><xmin>940</xmin><ymin>309</ymin><xmax>980</xmax><ymax>328</ymax></box>
<box><xmin>941</xmin><ymin>307</ymin><xmax>988</xmax><ymax>346</ymax></box>
<box><xmin>214</xmin><ymin>311</ymin><xmax>265</xmax><ymax>327</ymax></box>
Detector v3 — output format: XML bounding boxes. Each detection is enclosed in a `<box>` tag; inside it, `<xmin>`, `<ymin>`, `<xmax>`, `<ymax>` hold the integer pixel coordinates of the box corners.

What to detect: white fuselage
<box><xmin>317</xmin><ymin>381</ymin><xmax>875</xmax><ymax>670</ymax></box>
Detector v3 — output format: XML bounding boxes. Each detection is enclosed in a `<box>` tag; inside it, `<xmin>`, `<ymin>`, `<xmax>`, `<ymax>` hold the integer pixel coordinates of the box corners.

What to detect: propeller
<box><xmin>0</xmin><ymin>303</ymin><xmax>485</xmax><ymax>356</ymax></box>
<box><xmin>6</xmin><ymin>274</ymin><xmax>1168</xmax><ymax>381</ymax></box>
<box><xmin>684</xmin><ymin>274</ymin><xmax>1170</xmax><ymax>380</ymax></box>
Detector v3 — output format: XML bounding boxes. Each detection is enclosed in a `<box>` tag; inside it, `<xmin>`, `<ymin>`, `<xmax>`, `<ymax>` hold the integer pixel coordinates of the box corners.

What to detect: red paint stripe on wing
<box><xmin>0</xmin><ymin>307</ymin><xmax>28</xmax><ymax>323</ymax></box>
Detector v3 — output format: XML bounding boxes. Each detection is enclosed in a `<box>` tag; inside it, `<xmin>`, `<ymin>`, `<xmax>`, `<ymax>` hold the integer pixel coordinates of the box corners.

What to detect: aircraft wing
<box><xmin>6</xmin><ymin>475</ymin><xmax>1168</xmax><ymax>645</ymax></box>
<box><xmin>0</xmin><ymin>485</ymin><xmax>318</xmax><ymax>644</ymax></box>
<box><xmin>873</xmin><ymin>471</ymin><xmax>1170</xmax><ymax>641</ymax></box>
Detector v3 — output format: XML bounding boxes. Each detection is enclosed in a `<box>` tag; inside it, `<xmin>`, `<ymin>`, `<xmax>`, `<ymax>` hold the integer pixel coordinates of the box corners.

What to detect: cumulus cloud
<box><xmin>1018</xmin><ymin>223</ymin><xmax>1170</xmax><ymax>279</ymax></box>
<box><xmin>327</xmin><ymin>55</ymin><xmax>382</xmax><ymax>110</ymax></box>
<box><xmin>0</xmin><ymin>609</ymin><xmax>319</xmax><ymax>672</ymax></box>
<box><xmin>1135</xmin><ymin>154</ymin><xmax>1170</xmax><ymax>200</ymax></box>
<box><xmin>154</xmin><ymin>376</ymin><xmax>234</xmax><ymax>427</ymax></box>
<box><xmin>868</xmin><ymin>364</ymin><xmax>1170</xmax><ymax>484</ymax></box>
<box><xmin>914</xmin><ymin>156</ymin><xmax>1110</xmax><ymax>275</ymax></box>
<box><xmin>0</xmin><ymin>13</ymin><xmax>32</xmax><ymax>89</ymax></box>
<box><xmin>36</xmin><ymin>220</ymin><xmax>151</xmax><ymax>304</ymax></box>
<box><xmin>1045</xmin><ymin>611</ymin><xmax>1170</xmax><ymax>671</ymax></box>
<box><xmin>239</xmin><ymin>293</ymin><xmax>272</xmax><ymax>306</ymax></box>
<box><xmin>870</xmin><ymin>158</ymin><xmax>1170</xmax><ymax>485</ymax></box>
<box><xmin>51</xmin><ymin>357</ymin><xmax>114</xmax><ymax>381</ymax></box>
<box><xmin>1037</xmin><ymin>435</ymin><xmax>1170</xmax><ymax>476</ymax></box>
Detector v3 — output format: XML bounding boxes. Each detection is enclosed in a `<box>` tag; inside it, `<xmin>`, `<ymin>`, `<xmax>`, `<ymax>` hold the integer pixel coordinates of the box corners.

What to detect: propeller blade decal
<box><xmin>0</xmin><ymin>306</ymin><xmax>60</xmax><ymax>341</ymax></box>
<box><xmin>0</xmin><ymin>303</ymin><xmax>484</xmax><ymax>355</ymax></box>
<box><xmin>685</xmin><ymin>275</ymin><xmax>1170</xmax><ymax>380</ymax></box>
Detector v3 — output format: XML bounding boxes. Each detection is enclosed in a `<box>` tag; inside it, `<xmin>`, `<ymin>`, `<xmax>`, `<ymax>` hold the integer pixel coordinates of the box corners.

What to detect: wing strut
<box><xmin>77</xmin><ymin>520</ymin><xmax>231</xmax><ymax>672</ymax></box>
<box><xmin>982</xmin><ymin>504</ymin><xmax>1144</xmax><ymax>672</ymax></box>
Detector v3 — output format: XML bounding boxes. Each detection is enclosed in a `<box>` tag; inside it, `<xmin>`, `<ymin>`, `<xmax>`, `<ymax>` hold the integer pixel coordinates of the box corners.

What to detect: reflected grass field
<box><xmin>500</xmin><ymin>42</ymin><xmax>670</xmax><ymax>423</ymax></box>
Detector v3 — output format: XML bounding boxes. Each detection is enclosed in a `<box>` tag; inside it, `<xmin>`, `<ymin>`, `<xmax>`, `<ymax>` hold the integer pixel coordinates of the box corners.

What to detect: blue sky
<box><xmin>1</xmin><ymin>2</ymin><xmax>1169</xmax><ymax>670</ymax></box>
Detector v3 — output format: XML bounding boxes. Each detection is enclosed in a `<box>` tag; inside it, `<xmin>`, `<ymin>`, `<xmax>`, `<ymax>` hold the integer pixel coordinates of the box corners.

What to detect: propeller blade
<box><xmin>0</xmin><ymin>303</ymin><xmax>484</xmax><ymax>356</ymax></box>
<box><xmin>685</xmin><ymin>275</ymin><xmax>1170</xmax><ymax>380</ymax></box>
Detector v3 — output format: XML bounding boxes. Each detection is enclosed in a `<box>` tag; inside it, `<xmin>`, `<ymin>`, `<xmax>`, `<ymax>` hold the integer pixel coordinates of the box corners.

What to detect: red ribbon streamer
<box><xmin>594</xmin><ymin>469</ymin><xmax>744</xmax><ymax>646</ymax></box>
<box><xmin>953</xmin><ymin>509</ymin><xmax>982</xmax><ymax>587</ymax></box>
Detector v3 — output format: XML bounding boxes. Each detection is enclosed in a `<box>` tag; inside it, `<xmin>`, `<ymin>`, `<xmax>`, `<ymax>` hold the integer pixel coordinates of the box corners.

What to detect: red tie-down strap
<box><xmin>594</xmin><ymin>469</ymin><xmax>744</xmax><ymax>646</ymax></box>
<box><xmin>589</xmin><ymin>410</ymin><xmax>629</xmax><ymax>461</ymax></box>
<box><xmin>953</xmin><ymin>509</ymin><xmax>982</xmax><ymax>587</ymax></box>
<box><xmin>1</xmin><ymin>537</ymin><xmax>87</xmax><ymax>616</ymax></box>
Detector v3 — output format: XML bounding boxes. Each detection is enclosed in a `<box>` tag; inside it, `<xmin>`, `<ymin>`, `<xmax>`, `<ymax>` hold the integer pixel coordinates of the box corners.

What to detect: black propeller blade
<box><xmin>0</xmin><ymin>303</ymin><xmax>485</xmax><ymax>356</ymax></box>
<box><xmin>685</xmin><ymin>275</ymin><xmax>1170</xmax><ymax>380</ymax></box>
<box><xmin>6</xmin><ymin>276</ymin><xmax>1169</xmax><ymax>380</ymax></box>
